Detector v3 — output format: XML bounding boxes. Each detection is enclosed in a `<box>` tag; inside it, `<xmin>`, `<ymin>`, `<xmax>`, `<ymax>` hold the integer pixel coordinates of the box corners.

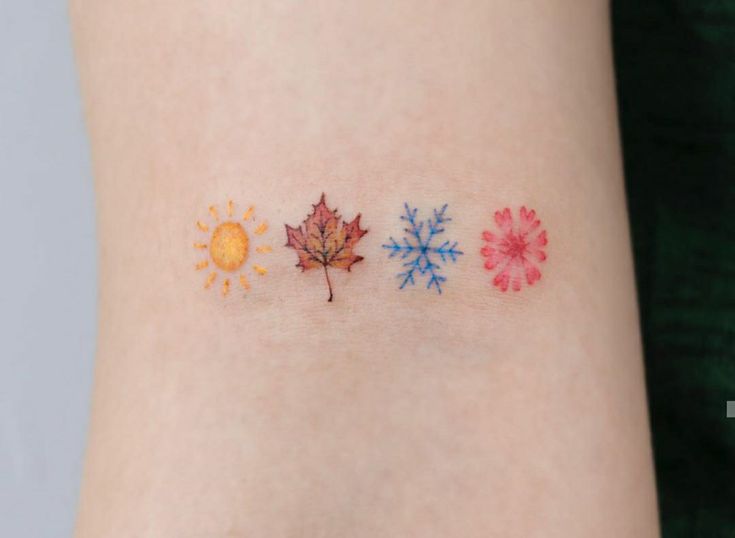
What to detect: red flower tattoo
<box><xmin>481</xmin><ymin>207</ymin><xmax>548</xmax><ymax>292</ymax></box>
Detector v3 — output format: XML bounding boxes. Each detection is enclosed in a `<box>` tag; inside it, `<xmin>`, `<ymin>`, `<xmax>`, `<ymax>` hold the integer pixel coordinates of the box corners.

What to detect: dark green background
<box><xmin>613</xmin><ymin>1</ymin><xmax>735</xmax><ymax>535</ymax></box>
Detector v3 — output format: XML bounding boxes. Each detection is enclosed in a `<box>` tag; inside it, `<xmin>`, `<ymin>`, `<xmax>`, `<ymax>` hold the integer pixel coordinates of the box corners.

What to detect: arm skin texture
<box><xmin>71</xmin><ymin>1</ymin><xmax>659</xmax><ymax>537</ymax></box>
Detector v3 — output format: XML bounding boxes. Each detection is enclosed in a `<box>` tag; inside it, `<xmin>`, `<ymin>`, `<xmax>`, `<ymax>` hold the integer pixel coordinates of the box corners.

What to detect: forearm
<box><xmin>72</xmin><ymin>1</ymin><xmax>658</xmax><ymax>536</ymax></box>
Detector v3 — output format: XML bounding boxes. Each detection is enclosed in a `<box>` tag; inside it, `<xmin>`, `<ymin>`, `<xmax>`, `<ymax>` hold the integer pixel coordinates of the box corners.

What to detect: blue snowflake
<box><xmin>382</xmin><ymin>203</ymin><xmax>464</xmax><ymax>294</ymax></box>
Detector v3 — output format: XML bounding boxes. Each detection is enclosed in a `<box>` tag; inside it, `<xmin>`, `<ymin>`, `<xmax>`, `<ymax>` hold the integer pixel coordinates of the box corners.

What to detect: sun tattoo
<box><xmin>194</xmin><ymin>200</ymin><xmax>272</xmax><ymax>296</ymax></box>
<box><xmin>285</xmin><ymin>193</ymin><xmax>367</xmax><ymax>302</ymax></box>
<box><xmin>481</xmin><ymin>206</ymin><xmax>547</xmax><ymax>292</ymax></box>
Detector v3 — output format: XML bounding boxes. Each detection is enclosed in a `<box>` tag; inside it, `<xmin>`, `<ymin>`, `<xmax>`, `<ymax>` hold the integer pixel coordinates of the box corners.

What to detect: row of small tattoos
<box><xmin>194</xmin><ymin>194</ymin><xmax>548</xmax><ymax>302</ymax></box>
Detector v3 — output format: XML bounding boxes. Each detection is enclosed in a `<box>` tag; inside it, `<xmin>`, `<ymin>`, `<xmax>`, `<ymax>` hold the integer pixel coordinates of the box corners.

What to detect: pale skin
<box><xmin>71</xmin><ymin>1</ymin><xmax>659</xmax><ymax>537</ymax></box>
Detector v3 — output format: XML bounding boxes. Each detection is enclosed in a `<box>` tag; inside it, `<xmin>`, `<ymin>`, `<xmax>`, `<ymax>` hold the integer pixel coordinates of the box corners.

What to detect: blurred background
<box><xmin>614</xmin><ymin>2</ymin><xmax>735</xmax><ymax>536</ymax></box>
<box><xmin>0</xmin><ymin>1</ymin><xmax>95</xmax><ymax>537</ymax></box>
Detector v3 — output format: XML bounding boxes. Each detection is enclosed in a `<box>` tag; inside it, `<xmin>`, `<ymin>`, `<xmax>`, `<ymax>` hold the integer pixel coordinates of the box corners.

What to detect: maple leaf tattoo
<box><xmin>285</xmin><ymin>193</ymin><xmax>367</xmax><ymax>302</ymax></box>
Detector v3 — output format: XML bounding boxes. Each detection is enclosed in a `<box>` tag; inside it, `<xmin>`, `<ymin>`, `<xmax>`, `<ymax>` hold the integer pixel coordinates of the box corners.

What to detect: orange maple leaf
<box><xmin>285</xmin><ymin>193</ymin><xmax>367</xmax><ymax>302</ymax></box>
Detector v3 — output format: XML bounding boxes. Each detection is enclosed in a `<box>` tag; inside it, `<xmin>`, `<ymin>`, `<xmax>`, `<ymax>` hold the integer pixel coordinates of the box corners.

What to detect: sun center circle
<box><xmin>210</xmin><ymin>222</ymin><xmax>249</xmax><ymax>271</ymax></box>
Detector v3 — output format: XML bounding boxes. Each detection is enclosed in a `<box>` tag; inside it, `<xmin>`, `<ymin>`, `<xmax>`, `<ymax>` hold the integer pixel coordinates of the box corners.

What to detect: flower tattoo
<box><xmin>481</xmin><ymin>207</ymin><xmax>547</xmax><ymax>292</ymax></box>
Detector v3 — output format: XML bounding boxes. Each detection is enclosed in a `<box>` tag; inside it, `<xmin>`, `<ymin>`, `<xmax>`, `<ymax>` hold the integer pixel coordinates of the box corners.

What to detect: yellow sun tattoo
<box><xmin>194</xmin><ymin>200</ymin><xmax>271</xmax><ymax>296</ymax></box>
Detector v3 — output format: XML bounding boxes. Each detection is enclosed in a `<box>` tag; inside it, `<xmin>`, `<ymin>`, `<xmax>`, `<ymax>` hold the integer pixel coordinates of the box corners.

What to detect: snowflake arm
<box><xmin>383</xmin><ymin>236</ymin><xmax>417</xmax><ymax>258</ymax></box>
<box><xmin>428</xmin><ymin>203</ymin><xmax>450</xmax><ymax>235</ymax></box>
<box><xmin>400</xmin><ymin>202</ymin><xmax>424</xmax><ymax>243</ymax></box>
<box><xmin>397</xmin><ymin>255</ymin><xmax>422</xmax><ymax>289</ymax></box>
<box><xmin>426</xmin><ymin>270</ymin><xmax>447</xmax><ymax>293</ymax></box>
<box><xmin>433</xmin><ymin>240</ymin><xmax>464</xmax><ymax>263</ymax></box>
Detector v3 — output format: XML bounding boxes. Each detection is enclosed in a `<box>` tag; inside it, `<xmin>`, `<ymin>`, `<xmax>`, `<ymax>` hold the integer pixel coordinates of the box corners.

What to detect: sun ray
<box><xmin>196</xmin><ymin>221</ymin><xmax>209</xmax><ymax>232</ymax></box>
<box><xmin>195</xmin><ymin>260</ymin><xmax>209</xmax><ymax>270</ymax></box>
<box><xmin>209</xmin><ymin>205</ymin><xmax>219</xmax><ymax>221</ymax></box>
<box><xmin>253</xmin><ymin>264</ymin><xmax>268</xmax><ymax>276</ymax></box>
<box><xmin>242</xmin><ymin>206</ymin><xmax>255</xmax><ymax>221</ymax></box>
<box><xmin>193</xmin><ymin>242</ymin><xmax>207</xmax><ymax>250</ymax></box>
<box><xmin>256</xmin><ymin>245</ymin><xmax>273</xmax><ymax>254</ymax></box>
<box><xmin>254</xmin><ymin>221</ymin><xmax>268</xmax><ymax>235</ymax></box>
<box><xmin>239</xmin><ymin>274</ymin><xmax>251</xmax><ymax>291</ymax></box>
<box><xmin>222</xmin><ymin>278</ymin><xmax>230</xmax><ymax>297</ymax></box>
<box><xmin>227</xmin><ymin>200</ymin><xmax>234</xmax><ymax>217</ymax></box>
<box><xmin>204</xmin><ymin>272</ymin><xmax>217</xmax><ymax>288</ymax></box>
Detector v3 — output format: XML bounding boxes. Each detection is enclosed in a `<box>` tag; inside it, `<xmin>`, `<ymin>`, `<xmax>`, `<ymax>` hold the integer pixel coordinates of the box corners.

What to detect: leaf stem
<box><xmin>323</xmin><ymin>264</ymin><xmax>333</xmax><ymax>302</ymax></box>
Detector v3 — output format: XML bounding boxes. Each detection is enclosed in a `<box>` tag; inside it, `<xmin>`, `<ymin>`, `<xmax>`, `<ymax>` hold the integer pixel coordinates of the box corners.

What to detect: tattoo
<box><xmin>481</xmin><ymin>206</ymin><xmax>548</xmax><ymax>292</ymax></box>
<box><xmin>382</xmin><ymin>203</ymin><xmax>463</xmax><ymax>294</ymax></box>
<box><xmin>285</xmin><ymin>193</ymin><xmax>367</xmax><ymax>302</ymax></box>
<box><xmin>194</xmin><ymin>200</ymin><xmax>272</xmax><ymax>296</ymax></box>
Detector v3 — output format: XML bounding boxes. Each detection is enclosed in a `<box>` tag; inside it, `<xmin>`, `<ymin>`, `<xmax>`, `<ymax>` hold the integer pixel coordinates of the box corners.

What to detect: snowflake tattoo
<box><xmin>382</xmin><ymin>203</ymin><xmax>464</xmax><ymax>294</ymax></box>
<box><xmin>481</xmin><ymin>206</ymin><xmax>548</xmax><ymax>292</ymax></box>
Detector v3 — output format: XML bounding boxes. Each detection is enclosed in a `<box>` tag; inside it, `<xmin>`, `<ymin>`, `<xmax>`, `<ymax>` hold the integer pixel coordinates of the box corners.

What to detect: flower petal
<box><xmin>533</xmin><ymin>230</ymin><xmax>548</xmax><ymax>247</ymax></box>
<box><xmin>511</xmin><ymin>272</ymin><xmax>522</xmax><ymax>291</ymax></box>
<box><xmin>519</xmin><ymin>207</ymin><xmax>540</xmax><ymax>235</ymax></box>
<box><xmin>493</xmin><ymin>272</ymin><xmax>509</xmax><ymax>291</ymax></box>
<box><xmin>482</xmin><ymin>247</ymin><xmax>503</xmax><ymax>269</ymax></box>
<box><xmin>494</xmin><ymin>208</ymin><xmax>513</xmax><ymax>233</ymax></box>
<box><xmin>482</xmin><ymin>230</ymin><xmax>497</xmax><ymax>243</ymax></box>
<box><xmin>523</xmin><ymin>258</ymin><xmax>541</xmax><ymax>285</ymax></box>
